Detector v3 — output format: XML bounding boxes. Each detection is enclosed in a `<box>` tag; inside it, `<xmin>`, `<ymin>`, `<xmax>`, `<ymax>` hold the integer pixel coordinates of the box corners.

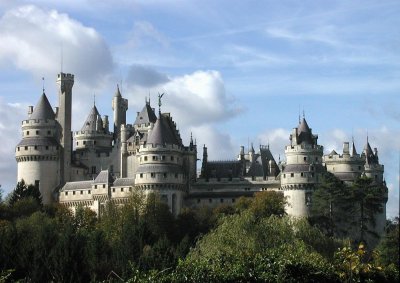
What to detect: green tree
<box><xmin>375</xmin><ymin>217</ymin><xmax>400</xmax><ymax>268</ymax></box>
<box><xmin>350</xmin><ymin>176</ymin><xmax>385</xmax><ymax>244</ymax></box>
<box><xmin>310</xmin><ymin>172</ymin><xmax>351</xmax><ymax>237</ymax></box>
<box><xmin>8</xmin><ymin>180</ymin><xmax>42</xmax><ymax>207</ymax></box>
<box><xmin>249</xmin><ymin>190</ymin><xmax>287</xmax><ymax>219</ymax></box>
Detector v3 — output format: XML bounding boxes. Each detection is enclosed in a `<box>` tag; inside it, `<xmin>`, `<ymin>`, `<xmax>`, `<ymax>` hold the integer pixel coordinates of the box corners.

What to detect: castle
<box><xmin>16</xmin><ymin>72</ymin><xmax>388</xmax><ymax>236</ymax></box>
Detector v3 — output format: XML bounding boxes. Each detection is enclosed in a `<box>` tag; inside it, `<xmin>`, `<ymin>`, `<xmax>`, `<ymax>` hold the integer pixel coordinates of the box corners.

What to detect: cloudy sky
<box><xmin>0</xmin><ymin>0</ymin><xmax>398</xmax><ymax>217</ymax></box>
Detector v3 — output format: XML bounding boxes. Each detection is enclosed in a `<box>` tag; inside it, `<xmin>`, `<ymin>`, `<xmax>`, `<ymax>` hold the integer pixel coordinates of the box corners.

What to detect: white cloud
<box><xmin>0</xmin><ymin>5</ymin><xmax>113</xmax><ymax>86</ymax></box>
<box><xmin>0</xmin><ymin>98</ymin><xmax>26</xmax><ymax>195</ymax></box>
<box><xmin>189</xmin><ymin>125</ymin><xmax>237</xmax><ymax>162</ymax></box>
<box><xmin>126</xmin><ymin>69</ymin><xmax>241</xmax><ymax>127</ymax></box>
<box><xmin>257</xmin><ymin>128</ymin><xmax>290</xmax><ymax>161</ymax></box>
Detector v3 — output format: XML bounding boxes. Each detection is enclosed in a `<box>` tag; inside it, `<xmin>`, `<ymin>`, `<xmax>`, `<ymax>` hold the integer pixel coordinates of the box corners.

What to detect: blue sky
<box><xmin>0</xmin><ymin>0</ymin><xmax>398</xmax><ymax>218</ymax></box>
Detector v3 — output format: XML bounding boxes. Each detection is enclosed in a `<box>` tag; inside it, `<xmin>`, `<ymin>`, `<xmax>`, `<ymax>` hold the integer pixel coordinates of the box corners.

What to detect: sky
<box><xmin>0</xmin><ymin>0</ymin><xmax>398</xmax><ymax>218</ymax></box>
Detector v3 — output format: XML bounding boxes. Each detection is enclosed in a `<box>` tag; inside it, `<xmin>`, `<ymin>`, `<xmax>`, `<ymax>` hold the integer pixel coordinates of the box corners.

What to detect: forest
<box><xmin>0</xmin><ymin>174</ymin><xmax>398</xmax><ymax>282</ymax></box>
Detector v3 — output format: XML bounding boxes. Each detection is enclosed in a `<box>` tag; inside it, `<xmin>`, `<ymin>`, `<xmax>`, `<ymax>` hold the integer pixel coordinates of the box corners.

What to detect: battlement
<box><xmin>57</xmin><ymin>73</ymin><xmax>74</xmax><ymax>80</ymax></box>
<box><xmin>324</xmin><ymin>154</ymin><xmax>363</xmax><ymax>163</ymax></box>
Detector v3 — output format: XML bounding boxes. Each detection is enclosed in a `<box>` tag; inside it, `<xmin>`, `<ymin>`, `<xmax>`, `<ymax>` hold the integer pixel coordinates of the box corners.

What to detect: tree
<box><xmin>8</xmin><ymin>180</ymin><xmax>42</xmax><ymax>207</ymax></box>
<box><xmin>375</xmin><ymin>217</ymin><xmax>400</xmax><ymax>268</ymax></box>
<box><xmin>350</xmin><ymin>176</ymin><xmax>385</xmax><ymax>244</ymax></box>
<box><xmin>249</xmin><ymin>191</ymin><xmax>287</xmax><ymax>219</ymax></box>
<box><xmin>310</xmin><ymin>172</ymin><xmax>351</xmax><ymax>237</ymax></box>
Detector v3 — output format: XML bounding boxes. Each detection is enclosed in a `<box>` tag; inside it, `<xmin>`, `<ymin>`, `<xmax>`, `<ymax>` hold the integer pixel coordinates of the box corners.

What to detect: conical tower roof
<box><xmin>81</xmin><ymin>106</ymin><xmax>103</xmax><ymax>132</ymax></box>
<box><xmin>30</xmin><ymin>93</ymin><xmax>55</xmax><ymax>120</ymax></box>
<box><xmin>114</xmin><ymin>85</ymin><xmax>121</xmax><ymax>97</ymax></box>
<box><xmin>351</xmin><ymin>140</ymin><xmax>358</xmax><ymax>156</ymax></box>
<box><xmin>364</xmin><ymin>141</ymin><xmax>377</xmax><ymax>164</ymax></box>
<box><xmin>147</xmin><ymin>115</ymin><xmax>179</xmax><ymax>146</ymax></box>
<box><xmin>298</xmin><ymin>118</ymin><xmax>311</xmax><ymax>134</ymax></box>
<box><xmin>134</xmin><ymin>102</ymin><xmax>157</xmax><ymax>125</ymax></box>
<box><xmin>297</xmin><ymin>117</ymin><xmax>313</xmax><ymax>144</ymax></box>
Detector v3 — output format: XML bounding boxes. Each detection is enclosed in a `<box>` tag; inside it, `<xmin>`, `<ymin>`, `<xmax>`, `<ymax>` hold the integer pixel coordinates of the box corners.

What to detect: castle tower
<box><xmin>134</xmin><ymin>113</ymin><xmax>187</xmax><ymax>216</ymax></box>
<box><xmin>16</xmin><ymin>92</ymin><xmax>61</xmax><ymax>204</ymax></box>
<box><xmin>133</xmin><ymin>100</ymin><xmax>157</xmax><ymax>133</ymax></box>
<box><xmin>323</xmin><ymin>141</ymin><xmax>364</xmax><ymax>183</ymax></box>
<box><xmin>74</xmin><ymin>105</ymin><xmax>114</xmax><ymax>178</ymax></box>
<box><xmin>362</xmin><ymin>140</ymin><xmax>384</xmax><ymax>183</ymax></box>
<box><xmin>281</xmin><ymin>117</ymin><xmax>324</xmax><ymax>217</ymax></box>
<box><xmin>112</xmin><ymin>85</ymin><xmax>128</xmax><ymax>141</ymax></box>
<box><xmin>56</xmin><ymin>72</ymin><xmax>74</xmax><ymax>184</ymax></box>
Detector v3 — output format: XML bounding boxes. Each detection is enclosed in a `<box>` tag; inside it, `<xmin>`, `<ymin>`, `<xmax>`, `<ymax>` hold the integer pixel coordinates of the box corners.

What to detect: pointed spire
<box><xmin>93</xmin><ymin>93</ymin><xmax>96</xmax><ymax>106</ymax></box>
<box><xmin>351</xmin><ymin>137</ymin><xmax>358</xmax><ymax>156</ymax></box>
<box><xmin>250</xmin><ymin>142</ymin><xmax>255</xmax><ymax>153</ymax></box>
<box><xmin>42</xmin><ymin>77</ymin><xmax>45</xmax><ymax>94</ymax></box>
<box><xmin>114</xmin><ymin>84</ymin><xmax>121</xmax><ymax>97</ymax></box>
<box><xmin>30</xmin><ymin>92</ymin><xmax>55</xmax><ymax>120</ymax></box>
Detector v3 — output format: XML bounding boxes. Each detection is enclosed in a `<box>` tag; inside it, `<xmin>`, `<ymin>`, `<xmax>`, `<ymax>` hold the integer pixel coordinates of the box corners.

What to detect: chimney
<box><xmin>28</xmin><ymin>106</ymin><xmax>33</xmax><ymax>116</ymax></box>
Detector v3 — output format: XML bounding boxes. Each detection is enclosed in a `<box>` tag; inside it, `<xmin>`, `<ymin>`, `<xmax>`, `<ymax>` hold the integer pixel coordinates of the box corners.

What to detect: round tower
<box><xmin>15</xmin><ymin>92</ymin><xmax>61</xmax><ymax>204</ymax></box>
<box><xmin>134</xmin><ymin>114</ymin><xmax>187</xmax><ymax>216</ymax></box>
<box><xmin>323</xmin><ymin>141</ymin><xmax>364</xmax><ymax>183</ymax></box>
<box><xmin>74</xmin><ymin>105</ymin><xmax>114</xmax><ymax>178</ymax></box>
<box><xmin>281</xmin><ymin>117</ymin><xmax>324</xmax><ymax>217</ymax></box>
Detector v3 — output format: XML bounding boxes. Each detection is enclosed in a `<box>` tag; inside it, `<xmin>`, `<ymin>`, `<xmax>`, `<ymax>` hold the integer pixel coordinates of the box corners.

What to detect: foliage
<box><xmin>334</xmin><ymin>243</ymin><xmax>391</xmax><ymax>282</ymax></box>
<box><xmin>350</xmin><ymin>176</ymin><xmax>385</xmax><ymax>244</ymax></box>
<box><xmin>310</xmin><ymin>172</ymin><xmax>351</xmax><ymax>237</ymax></box>
<box><xmin>374</xmin><ymin>217</ymin><xmax>400</xmax><ymax>280</ymax></box>
<box><xmin>0</xmin><ymin>183</ymin><xmax>395</xmax><ymax>282</ymax></box>
<box><xmin>311</xmin><ymin>174</ymin><xmax>386</xmax><ymax>249</ymax></box>
<box><xmin>8</xmin><ymin>180</ymin><xmax>42</xmax><ymax>207</ymax></box>
<box><xmin>158</xmin><ymin>212</ymin><xmax>340</xmax><ymax>282</ymax></box>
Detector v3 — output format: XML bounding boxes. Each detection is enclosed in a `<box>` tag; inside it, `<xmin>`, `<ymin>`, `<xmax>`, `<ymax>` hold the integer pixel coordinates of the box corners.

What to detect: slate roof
<box><xmin>81</xmin><ymin>106</ymin><xmax>103</xmax><ymax>132</ymax></box>
<box><xmin>283</xmin><ymin>163</ymin><xmax>325</xmax><ymax>173</ymax></box>
<box><xmin>114</xmin><ymin>85</ymin><xmax>121</xmax><ymax>97</ymax></box>
<box><xmin>113</xmin><ymin>178</ymin><xmax>135</xmax><ymax>187</ymax></box>
<box><xmin>147</xmin><ymin>115</ymin><xmax>180</xmax><ymax>146</ymax></box>
<box><xmin>203</xmin><ymin>161</ymin><xmax>243</xmax><ymax>178</ymax></box>
<box><xmin>30</xmin><ymin>93</ymin><xmax>55</xmax><ymax>120</ymax></box>
<box><xmin>364</xmin><ymin>142</ymin><xmax>378</xmax><ymax>164</ymax></box>
<box><xmin>17</xmin><ymin>137</ymin><xmax>59</xmax><ymax>147</ymax></box>
<box><xmin>94</xmin><ymin>170</ymin><xmax>114</xmax><ymax>184</ymax></box>
<box><xmin>62</xmin><ymin>180</ymin><xmax>93</xmax><ymax>191</ymax></box>
<box><xmin>297</xmin><ymin>118</ymin><xmax>313</xmax><ymax>144</ymax></box>
<box><xmin>247</xmin><ymin>161</ymin><xmax>264</xmax><ymax>176</ymax></box>
<box><xmin>134</xmin><ymin>103</ymin><xmax>157</xmax><ymax>125</ymax></box>
<box><xmin>351</xmin><ymin>141</ymin><xmax>358</xmax><ymax>156</ymax></box>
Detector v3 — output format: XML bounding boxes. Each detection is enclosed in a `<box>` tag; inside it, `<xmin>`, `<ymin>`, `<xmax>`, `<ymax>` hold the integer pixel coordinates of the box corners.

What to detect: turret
<box><xmin>324</xmin><ymin>141</ymin><xmax>364</xmax><ymax>183</ymax></box>
<box><xmin>75</xmin><ymin>105</ymin><xmax>113</xmax><ymax>150</ymax></box>
<box><xmin>281</xmin><ymin>117</ymin><xmax>324</xmax><ymax>217</ymax></box>
<box><xmin>56</xmin><ymin>72</ymin><xmax>74</xmax><ymax>184</ymax></box>
<box><xmin>249</xmin><ymin>143</ymin><xmax>255</xmax><ymax>163</ymax></box>
<box><xmin>16</xmin><ymin>92</ymin><xmax>61</xmax><ymax>204</ymax></box>
<box><xmin>362</xmin><ymin>140</ymin><xmax>384</xmax><ymax>183</ymax></box>
<box><xmin>112</xmin><ymin>85</ymin><xmax>128</xmax><ymax>141</ymax></box>
<box><xmin>134</xmin><ymin>113</ymin><xmax>186</xmax><ymax>216</ymax></box>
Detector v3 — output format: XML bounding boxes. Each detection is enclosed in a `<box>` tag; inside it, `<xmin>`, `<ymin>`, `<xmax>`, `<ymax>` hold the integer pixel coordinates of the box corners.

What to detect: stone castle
<box><xmin>16</xmin><ymin>72</ymin><xmax>388</xmax><ymax>234</ymax></box>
